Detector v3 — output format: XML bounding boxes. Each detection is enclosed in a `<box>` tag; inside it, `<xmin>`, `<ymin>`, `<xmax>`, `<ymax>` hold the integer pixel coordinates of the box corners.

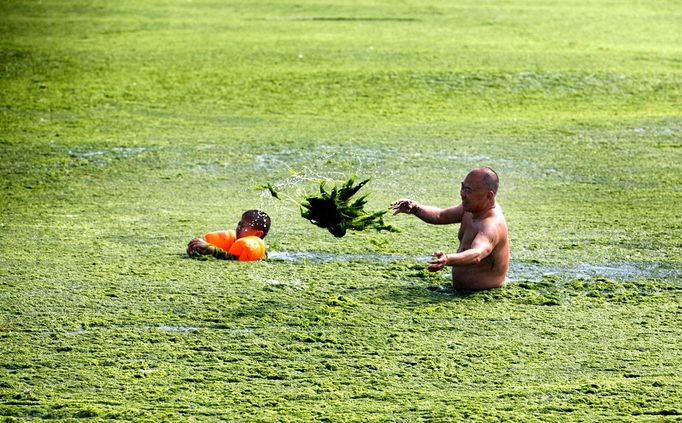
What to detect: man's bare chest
<box><xmin>457</xmin><ymin>215</ymin><xmax>480</xmax><ymax>250</ymax></box>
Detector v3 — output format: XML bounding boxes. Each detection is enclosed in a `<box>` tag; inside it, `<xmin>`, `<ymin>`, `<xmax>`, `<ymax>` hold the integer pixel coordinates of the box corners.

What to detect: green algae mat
<box><xmin>1</xmin><ymin>0</ymin><xmax>681</xmax><ymax>420</ymax></box>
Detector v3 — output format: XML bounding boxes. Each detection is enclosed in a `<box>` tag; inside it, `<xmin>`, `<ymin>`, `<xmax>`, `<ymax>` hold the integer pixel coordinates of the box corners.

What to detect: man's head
<box><xmin>460</xmin><ymin>167</ymin><xmax>499</xmax><ymax>213</ymax></box>
<box><xmin>236</xmin><ymin>209</ymin><xmax>271</xmax><ymax>239</ymax></box>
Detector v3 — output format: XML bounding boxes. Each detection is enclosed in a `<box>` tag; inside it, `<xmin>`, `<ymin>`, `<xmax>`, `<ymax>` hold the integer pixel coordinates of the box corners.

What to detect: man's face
<box><xmin>460</xmin><ymin>174</ymin><xmax>488</xmax><ymax>212</ymax></box>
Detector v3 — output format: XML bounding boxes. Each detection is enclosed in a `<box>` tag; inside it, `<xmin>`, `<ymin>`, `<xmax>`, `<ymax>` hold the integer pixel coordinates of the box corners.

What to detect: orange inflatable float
<box><xmin>203</xmin><ymin>230</ymin><xmax>266</xmax><ymax>261</ymax></box>
<box><xmin>204</xmin><ymin>230</ymin><xmax>237</xmax><ymax>251</ymax></box>
<box><xmin>228</xmin><ymin>237</ymin><xmax>267</xmax><ymax>261</ymax></box>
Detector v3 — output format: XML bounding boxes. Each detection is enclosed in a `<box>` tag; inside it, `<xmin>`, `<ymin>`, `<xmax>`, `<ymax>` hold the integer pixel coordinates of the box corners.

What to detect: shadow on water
<box><xmin>374</xmin><ymin>282</ymin><xmax>482</xmax><ymax>308</ymax></box>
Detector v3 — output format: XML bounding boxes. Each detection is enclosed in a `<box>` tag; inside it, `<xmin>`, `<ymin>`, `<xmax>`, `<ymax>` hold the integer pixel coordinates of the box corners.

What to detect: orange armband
<box><xmin>204</xmin><ymin>230</ymin><xmax>236</xmax><ymax>251</ymax></box>
<box><xmin>228</xmin><ymin>236</ymin><xmax>267</xmax><ymax>261</ymax></box>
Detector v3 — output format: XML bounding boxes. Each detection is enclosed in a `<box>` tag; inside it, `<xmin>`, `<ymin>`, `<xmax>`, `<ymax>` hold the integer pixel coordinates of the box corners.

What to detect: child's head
<box><xmin>236</xmin><ymin>209</ymin><xmax>271</xmax><ymax>239</ymax></box>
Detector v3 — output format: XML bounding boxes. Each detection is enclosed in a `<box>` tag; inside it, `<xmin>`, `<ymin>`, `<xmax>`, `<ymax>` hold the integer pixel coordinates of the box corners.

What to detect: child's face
<box><xmin>236</xmin><ymin>219</ymin><xmax>264</xmax><ymax>239</ymax></box>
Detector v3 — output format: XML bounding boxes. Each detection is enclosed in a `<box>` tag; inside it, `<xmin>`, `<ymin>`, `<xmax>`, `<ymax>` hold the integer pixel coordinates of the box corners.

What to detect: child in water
<box><xmin>187</xmin><ymin>209</ymin><xmax>271</xmax><ymax>261</ymax></box>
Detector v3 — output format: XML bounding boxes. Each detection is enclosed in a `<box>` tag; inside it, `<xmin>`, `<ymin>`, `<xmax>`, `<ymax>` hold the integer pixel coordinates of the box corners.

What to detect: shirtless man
<box><xmin>390</xmin><ymin>167</ymin><xmax>509</xmax><ymax>290</ymax></box>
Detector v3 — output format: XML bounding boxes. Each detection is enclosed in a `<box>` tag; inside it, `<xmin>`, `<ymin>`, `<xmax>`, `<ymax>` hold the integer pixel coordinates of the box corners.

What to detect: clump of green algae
<box><xmin>299</xmin><ymin>177</ymin><xmax>397</xmax><ymax>237</ymax></box>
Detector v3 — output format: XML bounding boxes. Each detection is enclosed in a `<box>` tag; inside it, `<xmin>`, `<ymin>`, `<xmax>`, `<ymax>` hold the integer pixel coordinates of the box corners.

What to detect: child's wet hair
<box><xmin>242</xmin><ymin>209</ymin><xmax>271</xmax><ymax>236</ymax></box>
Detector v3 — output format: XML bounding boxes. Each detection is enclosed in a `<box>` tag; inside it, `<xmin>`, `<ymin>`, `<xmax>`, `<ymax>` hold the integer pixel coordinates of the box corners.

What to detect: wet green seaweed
<box><xmin>1</xmin><ymin>0</ymin><xmax>681</xmax><ymax>421</ymax></box>
<box><xmin>300</xmin><ymin>177</ymin><xmax>397</xmax><ymax>237</ymax></box>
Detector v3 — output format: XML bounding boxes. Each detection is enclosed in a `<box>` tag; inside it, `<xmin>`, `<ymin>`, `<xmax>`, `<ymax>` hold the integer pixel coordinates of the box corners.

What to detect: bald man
<box><xmin>390</xmin><ymin>167</ymin><xmax>510</xmax><ymax>290</ymax></box>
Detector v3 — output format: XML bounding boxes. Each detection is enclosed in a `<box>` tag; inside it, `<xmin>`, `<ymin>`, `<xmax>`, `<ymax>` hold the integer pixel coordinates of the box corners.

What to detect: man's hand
<box><xmin>389</xmin><ymin>199</ymin><xmax>418</xmax><ymax>215</ymax></box>
<box><xmin>187</xmin><ymin>237</ymin><xmax>211</xmax><ymax>257</ymax></box>
<box><xmin>428</xmin><ymin>251</ymin><xmax>448</xmax><ymax>272</ymax></box>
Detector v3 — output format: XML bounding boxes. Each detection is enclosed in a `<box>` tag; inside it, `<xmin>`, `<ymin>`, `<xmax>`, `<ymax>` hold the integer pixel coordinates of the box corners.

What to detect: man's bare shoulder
<box><xmin>488</xmin><ymin>206</ymin><xmax>509</xmax><ymax>240</ymax></box>
<box><xmin>489</xmin><ymin>204</ymin><xmax>507</xmax><ymax>222</ymax></box>
<box><xmin>479</xmin><ymin>206</ymin><xmax>508</xmax><ymax>237</ymax></box>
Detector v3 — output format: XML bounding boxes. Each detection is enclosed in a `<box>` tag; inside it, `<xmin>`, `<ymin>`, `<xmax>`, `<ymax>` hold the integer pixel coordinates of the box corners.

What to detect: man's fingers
<box><xmin>427</xmin><ymin>251</ymin><xmax>447</xmax><ymax>271</ymax></box>
<box><xmin>427</xmin><ymin>263</ymin><xmax>442</xmax><ymax>272</ymax></box>
<box><xmin>389</xmin><ymin>200</ymin><xmax>412</xmax><ymax>214</ymax></box>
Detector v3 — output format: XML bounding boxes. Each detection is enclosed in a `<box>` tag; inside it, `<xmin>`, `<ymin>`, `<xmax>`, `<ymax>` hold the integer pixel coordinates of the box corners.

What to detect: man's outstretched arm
<box><xmin>390</xmin><ymin>200</ymin><xmax>464</xmax><ymax>225</ymax></box>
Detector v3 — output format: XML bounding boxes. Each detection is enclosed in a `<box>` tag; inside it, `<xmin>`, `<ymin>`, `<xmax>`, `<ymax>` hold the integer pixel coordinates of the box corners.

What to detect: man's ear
<box><xmin>254</xmin><ymin>230</ymin><xmax>265</xmax><ymax>239</ymax></box>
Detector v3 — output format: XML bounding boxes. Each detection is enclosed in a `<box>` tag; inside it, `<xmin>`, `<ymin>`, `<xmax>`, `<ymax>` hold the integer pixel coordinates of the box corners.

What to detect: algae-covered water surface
<box><xmin>1</xmin><ymin>0</ymin><xmax>681</xmax><ymax>420</ymax></box>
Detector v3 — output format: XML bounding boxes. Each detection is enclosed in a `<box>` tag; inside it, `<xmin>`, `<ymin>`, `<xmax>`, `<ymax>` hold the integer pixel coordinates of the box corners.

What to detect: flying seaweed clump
<box><xmin>300</xmin><ymin>177</ymin><xmax>398</xmax><ymax>237</ymax></box>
